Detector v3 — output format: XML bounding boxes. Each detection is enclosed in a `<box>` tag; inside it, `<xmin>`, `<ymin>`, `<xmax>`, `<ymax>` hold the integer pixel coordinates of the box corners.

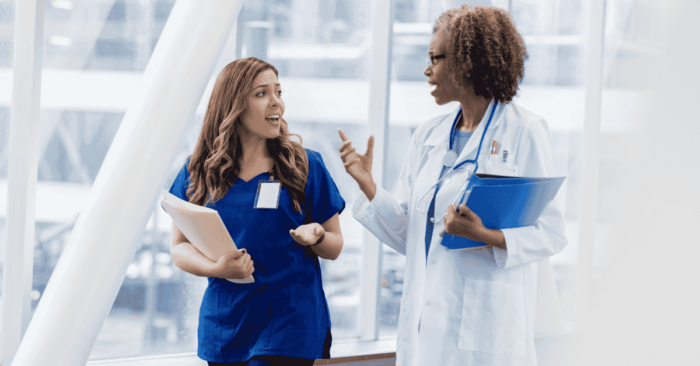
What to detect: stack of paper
<box><xmin>160</xmin><ymin>189</ymin><xmax>254</xmax><ymax>283</ymax></box>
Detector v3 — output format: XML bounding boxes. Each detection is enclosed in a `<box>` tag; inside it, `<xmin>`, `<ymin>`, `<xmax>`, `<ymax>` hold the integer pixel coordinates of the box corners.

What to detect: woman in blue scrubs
<box><xmin>168</xmin><ymin>57</ymin><xmax>345</xmax><ymax>366</ymax></box>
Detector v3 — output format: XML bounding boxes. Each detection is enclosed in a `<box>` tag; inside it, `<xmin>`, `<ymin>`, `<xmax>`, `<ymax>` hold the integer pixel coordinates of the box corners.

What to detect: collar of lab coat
<box><xmin>423</xmin><ymin>99</ymin><xmax>503</xmax><ymax>167</ymax></box>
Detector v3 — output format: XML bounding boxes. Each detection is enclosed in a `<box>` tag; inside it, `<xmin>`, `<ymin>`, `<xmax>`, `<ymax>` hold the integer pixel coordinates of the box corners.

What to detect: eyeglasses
<box><xmin>426</xmin><ymin>54</ymin><xmax>446</xmax><ymax>67</ymax></box>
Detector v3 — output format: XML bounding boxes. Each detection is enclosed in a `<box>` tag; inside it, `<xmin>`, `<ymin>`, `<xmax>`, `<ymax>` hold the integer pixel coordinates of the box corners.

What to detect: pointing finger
<box><xmin>338</xmin><ymin>128</ymin><xmax>350</xmax><ymax>142</ymax></box>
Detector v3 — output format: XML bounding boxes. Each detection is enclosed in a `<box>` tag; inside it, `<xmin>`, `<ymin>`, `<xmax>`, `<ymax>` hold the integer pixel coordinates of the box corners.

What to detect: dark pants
<box><xmin>208</xmin><ymin>355</ymin><xmax>315</xmax><ymax>366</ymax></box>
<box><xmin>208</xmin><ymin>327</ymin><xmax>331</xmax><ymax>366</ymax></box>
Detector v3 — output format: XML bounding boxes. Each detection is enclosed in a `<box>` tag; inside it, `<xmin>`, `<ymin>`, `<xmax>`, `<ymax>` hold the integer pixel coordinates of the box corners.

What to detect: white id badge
<box><xmin>254</xmin><ymin>179</ymin><xmax>281</xmax><ymax>209</ymax></box>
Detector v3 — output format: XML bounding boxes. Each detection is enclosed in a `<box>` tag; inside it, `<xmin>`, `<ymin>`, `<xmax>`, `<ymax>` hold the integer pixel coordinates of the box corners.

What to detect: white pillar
<box><xmin>1</xmin><ymin>1</ymin><xmax>44</xmax><ymax>365</ymax></box>
<box><xmin>573</xmin><ymin>0</ymin><xmax>606</xmax><ymax>332</ymax></box>
<box><xmin>358</xmin><ymin>0</ymin><xmax>393</xmax><ymax>341</ymax></box>
<box><xmin>10</xmin><ymin>1</ymin><xmax>244</xmax><ymax>365</ymax></box>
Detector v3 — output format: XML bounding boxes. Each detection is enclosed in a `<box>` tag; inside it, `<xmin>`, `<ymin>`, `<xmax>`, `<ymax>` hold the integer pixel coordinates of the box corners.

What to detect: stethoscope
<box><xmin>416</xmin><ymin>100</ymin><xmax>498</xmax><ymax>223</ymax></box>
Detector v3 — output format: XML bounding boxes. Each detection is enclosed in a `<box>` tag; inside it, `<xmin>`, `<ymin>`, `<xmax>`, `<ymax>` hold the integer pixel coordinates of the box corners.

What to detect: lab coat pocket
<box><xmin>458</xmin><ymin>279</ymin><xmax>527</xmax><ymax>356</ymax></box>
<box><xmin>484</xmin><ymin>157</ymin><xmax>518</xmax><ymax>177</ymax></box>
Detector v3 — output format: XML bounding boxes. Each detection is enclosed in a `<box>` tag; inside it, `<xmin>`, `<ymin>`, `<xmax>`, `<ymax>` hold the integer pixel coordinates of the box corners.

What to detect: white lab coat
<box><xmin>353</xmin><ymin>100</ymin><xmax>568</xmax><ymax>366</ymax></box>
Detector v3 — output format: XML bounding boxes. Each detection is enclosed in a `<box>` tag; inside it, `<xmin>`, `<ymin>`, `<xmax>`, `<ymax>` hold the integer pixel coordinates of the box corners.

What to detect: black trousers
<box><xmin>208</xmin><ymin>355</ymin><xmax>315</xmax><ymax>366</ymax></box>
<box><xmin>207</xmin><ymin>327</ymin><xmax>331</xmax><ymax>366</ymax></box>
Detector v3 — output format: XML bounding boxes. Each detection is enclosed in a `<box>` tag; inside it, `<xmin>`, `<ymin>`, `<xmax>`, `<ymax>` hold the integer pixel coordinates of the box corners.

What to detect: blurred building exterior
<box><xmin>0</xmin><ymin>0</ymin><xmax>665</xmax><ymax>360</ymax></box>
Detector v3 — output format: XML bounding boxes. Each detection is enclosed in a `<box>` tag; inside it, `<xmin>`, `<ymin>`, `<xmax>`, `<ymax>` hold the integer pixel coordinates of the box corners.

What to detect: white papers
<box><xmin>160</xmin><ymin>189</ymin><xmax>254</xmax><ymax>283</ymax></box>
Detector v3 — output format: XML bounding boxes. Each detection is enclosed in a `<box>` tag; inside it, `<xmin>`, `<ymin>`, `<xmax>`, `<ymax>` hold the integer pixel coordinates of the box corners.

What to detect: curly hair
<box><xmin>187</xmin><ymin>57</ymin><xmax>309</xmax><ymax>213</ymax></box>
<box><xmin>435</xmin><ymin>5</ymin><xmax>527</xmax><ymax>103</ymax></box>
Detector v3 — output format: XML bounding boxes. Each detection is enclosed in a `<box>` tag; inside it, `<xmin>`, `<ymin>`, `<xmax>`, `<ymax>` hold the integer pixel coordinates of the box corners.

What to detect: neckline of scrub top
<box><xmin>236</xmin><ymin>171</ymin><xmax>270</xmax><ymax>184</ymax></box>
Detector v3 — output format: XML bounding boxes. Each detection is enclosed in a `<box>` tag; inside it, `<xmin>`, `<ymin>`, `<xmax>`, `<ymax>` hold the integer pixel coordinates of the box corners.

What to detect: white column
<box><xmin>573</xmin><ymin>0</ymin><xmax>606</xmax><ymax>332</ymax></box>
<box><xmin>357</xmin><ymin>0</ymin><xmax>394</xmax><ymax>341</ymax></box>
<box><xmin>1</xmin><ymin>1</ymin><xmax>44</xmax><ymax>365</ymax></box>
<box><xmin>10</xmin><ymin>1</ymin><xmax>244</xmax><ymax>365</ymax></box>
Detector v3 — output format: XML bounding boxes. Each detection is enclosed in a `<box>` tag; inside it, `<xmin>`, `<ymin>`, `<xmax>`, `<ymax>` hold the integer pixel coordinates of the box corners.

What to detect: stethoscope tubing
<box><xmin>448</xmin><ymin>99</ymin><xmax>498</xmax><ymax>172</ymax></box>
<box><xmin>415</xmin><ymin>100</ymin><xmax>499</xmax><ymax>219</ymax></box>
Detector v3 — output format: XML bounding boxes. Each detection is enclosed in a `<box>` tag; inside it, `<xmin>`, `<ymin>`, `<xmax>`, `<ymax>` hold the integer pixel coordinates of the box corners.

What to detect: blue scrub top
<box><xmin>169</xmin><ymin>149</ymin><xmax>345</xmax><ymax>363</ymax></box>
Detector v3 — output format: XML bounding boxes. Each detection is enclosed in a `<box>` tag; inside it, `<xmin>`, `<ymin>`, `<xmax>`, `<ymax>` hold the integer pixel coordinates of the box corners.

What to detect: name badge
<box><xmin>255</xmin><ymin>176</ymin><xmax>281</xmax><ymax>209</ymax></box>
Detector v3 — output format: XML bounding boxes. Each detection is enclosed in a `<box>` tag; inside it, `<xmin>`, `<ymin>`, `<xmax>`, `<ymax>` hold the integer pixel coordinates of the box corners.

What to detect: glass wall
<box><xmin>6</xmin><ymin>0</ymin><xmax>376</xmax><ymax>360</ymax></box>
<box><xmin>0</xmin><ymin>0</ymin><xmax>14</xmax><ymax>351</ymax></box>
<box><xmin>0</xmin><ymin>0</ymin><xmax>670</xmax><ymax>361</ymax></box>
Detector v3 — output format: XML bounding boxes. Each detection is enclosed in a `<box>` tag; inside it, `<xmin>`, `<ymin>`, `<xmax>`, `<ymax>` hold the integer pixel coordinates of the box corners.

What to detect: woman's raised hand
<box><xmin>338</xmin><ymin>129</ymin><xmax>377</xmax><ymax>201</ymax></box>
<box><xmin>211</xmin><ymin>249</ymin><xmax>254</xmax><ymax>280</ymax></box>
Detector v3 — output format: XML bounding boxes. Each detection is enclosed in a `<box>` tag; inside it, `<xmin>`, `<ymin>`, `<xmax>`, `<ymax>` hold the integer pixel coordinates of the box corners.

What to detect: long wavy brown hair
<box><xmin>186</xmin><ymin>57</ymin><xmax>309</xmax><ymax>213</ymax></box>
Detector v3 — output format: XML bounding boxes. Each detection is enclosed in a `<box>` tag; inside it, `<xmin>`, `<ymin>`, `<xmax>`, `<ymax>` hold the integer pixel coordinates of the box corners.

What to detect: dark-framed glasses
<box><xmin>426</xmin><ymin>54</ymin><xmax>446</xmax><ymax>66</ymax></box>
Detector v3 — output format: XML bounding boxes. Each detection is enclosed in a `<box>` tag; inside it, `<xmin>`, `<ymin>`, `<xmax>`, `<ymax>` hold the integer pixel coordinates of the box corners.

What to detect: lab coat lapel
<box><xmin>412</xmin><ymin>110</ymin><xmax>456</xmax><ymax>266</ymax></box>
<box><xmin>419</xmin><ymin>107</ymin><xmax>458</xmax><ymax>196</ymax></box>
<box><xmin>423</xmin><ymin>107</ymin><xmax>459</xmax><ymax>147</ymax></box>
<box><xmin>419</xmin><ymin>108</ymin><xmax>456</xmax><ymax>196</ymax></box>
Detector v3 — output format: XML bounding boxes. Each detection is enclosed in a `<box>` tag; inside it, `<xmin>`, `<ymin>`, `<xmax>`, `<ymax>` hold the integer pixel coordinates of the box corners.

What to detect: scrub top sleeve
<box><xmin>168</xmin><ymin>157</ymin><xmax>191</xmax><ymax>202</ymax></box>
<box><xmin>306</xmin><ymin>150</ymin><xmax>345</xmax><ymax>225</ymax></box>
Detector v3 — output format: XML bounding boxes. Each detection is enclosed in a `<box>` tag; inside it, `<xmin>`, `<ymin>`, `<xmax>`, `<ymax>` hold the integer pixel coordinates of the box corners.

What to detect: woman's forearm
<box><xmin>170</xmin><ymin>241</ymin><xmax>217</xmax><ymax>277</ymax></box>
<box><xmin>478</xmin><ymin>228</ymin><xmax>507</xmax><ymax>251</ymax></box>
<box><xmin>310</xmin><ymin>231</ymin><xmax>343</xmax><ymax>260</ymax></box>
<box><xmin>359</xmin><ymin>180</ymin><xmax>377</xmax><ymax>202</ymax></box>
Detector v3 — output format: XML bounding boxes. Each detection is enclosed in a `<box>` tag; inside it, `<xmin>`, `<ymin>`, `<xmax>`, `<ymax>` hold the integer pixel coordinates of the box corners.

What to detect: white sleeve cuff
<box><xmin>352</xmin><ymin>186</ymin><xmax>400</xmax><ymax>222</ymax></box>
<box><xmin>494</xmin><ymin>228</ymin><xmax>517</xmax><ymax>268</ymax></box>
<box><xmin>352</xmin><ymin>192</ymin><xmax>371</xmax><ymax>218</ymax></box>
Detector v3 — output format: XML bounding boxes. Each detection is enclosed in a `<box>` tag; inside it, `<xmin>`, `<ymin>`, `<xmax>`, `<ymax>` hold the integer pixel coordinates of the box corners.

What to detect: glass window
<box><xmin>7</xmin><ymin>0</ymin><xmax>669</xmax><ymax>361</ymax></box>
<box><xmin>509</xmin><ymin>0</ymin><xmax>588</xmax><ymax>327</ymax></box>
<box><xmin>27</xmin><ymin>0</ymin><xmax>377</xmax><ymax>360</ymax></box>
<box><xmin>28</xmin><ymin>0</ymin><xmax>186</xmax><ymax>360</ymax></box>
<box><xmin>0</xmin><ymin>0</ymin><xmax>15</xmax><ymax>350</ymax></box>
<box><xmin>234</xmin><ymin>0</ymin><xmax>375</xmax><ymax>341</ymax></box>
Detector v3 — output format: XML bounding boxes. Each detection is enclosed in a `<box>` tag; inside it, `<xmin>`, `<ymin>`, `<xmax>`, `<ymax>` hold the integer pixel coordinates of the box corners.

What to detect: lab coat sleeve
<box><xmin>493</xmin><ymin>118</ymin><xmax>568</xmax><ymax>268</ymax></box>
<box><xmin>352</xmin><ymin>134</ymin><xmax>418</xmax><ymax>256</ymax></box>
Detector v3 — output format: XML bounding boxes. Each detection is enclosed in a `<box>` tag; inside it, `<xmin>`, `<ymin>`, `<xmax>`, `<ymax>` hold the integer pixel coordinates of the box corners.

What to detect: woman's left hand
<box><xmin>290</xmin><ymin>223</ymin><xmax>325</xmax><ymax>246</ymax></box>
<box><xmin>440</xmin><ymin>204</ymin><xmax>507</xmax><ymax>250</ymax></box>
<box><xmin>440</xmin><ymin>204</ymin><xmax>486</xmax><ymax>242</ymax></box>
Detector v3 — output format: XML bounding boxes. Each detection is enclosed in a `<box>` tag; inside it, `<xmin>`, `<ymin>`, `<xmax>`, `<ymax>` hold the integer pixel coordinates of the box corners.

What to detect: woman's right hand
<box><xmin>338</xmin><ymin>129</ymin><xmax>377</xmax><ymax>201</ymax></box>
<box><xmin>210</xmin><ymin>249</ymin><xmax>254</xmax><ymax>280</ymax></box>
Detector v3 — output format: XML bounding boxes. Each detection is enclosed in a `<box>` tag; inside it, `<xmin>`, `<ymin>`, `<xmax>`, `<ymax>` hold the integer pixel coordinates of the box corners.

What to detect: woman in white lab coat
<box><xmin>338</xmin><ymin>6</ymin><xmax>567</xmax><ymax>366</ymax></box>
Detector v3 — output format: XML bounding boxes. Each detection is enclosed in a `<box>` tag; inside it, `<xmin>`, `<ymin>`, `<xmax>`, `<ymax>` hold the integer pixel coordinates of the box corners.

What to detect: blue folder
<box><xmin>441</xmin><ymin>174</ymin><xmax>565</xmax><ymax>250</ymax></box>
